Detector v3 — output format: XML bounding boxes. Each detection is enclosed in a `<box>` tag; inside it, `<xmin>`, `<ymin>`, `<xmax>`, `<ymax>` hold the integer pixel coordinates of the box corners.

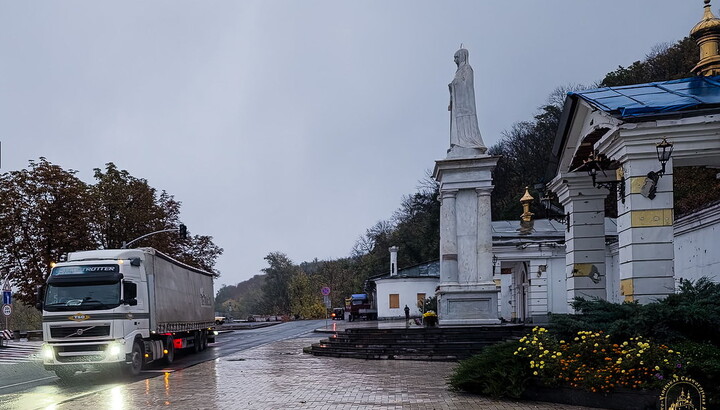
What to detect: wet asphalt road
<box><xmin>0</xmin><ymin>320</ymin><xmax>325</xmax><ymax>410</ymax></box>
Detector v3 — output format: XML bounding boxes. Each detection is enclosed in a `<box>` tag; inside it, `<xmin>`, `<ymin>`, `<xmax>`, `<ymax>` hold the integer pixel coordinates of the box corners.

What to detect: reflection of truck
<box><xmin>37</xmin><ymin>248</ymin><xmax>216</xmax><ymax>379</ymax></box>
<box><xmin>344</xmin><ymin>294</ymin><xmax>377</xmax><ymax>321</ymax></box>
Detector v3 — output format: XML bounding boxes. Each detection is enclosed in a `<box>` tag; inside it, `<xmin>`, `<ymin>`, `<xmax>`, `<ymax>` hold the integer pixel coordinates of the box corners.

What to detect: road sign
<box><xmin>2</xmin><ymin>304</ymin><xmax>11</xmax><ymax>317</ymax></box>
<box><xmin>321</xmin><ymin>287</ymin><xmax>331</xmax><ymax>296</ymax></box>
<box><xmin>2</xmin><ymin>291</ymin><xmax>10</xmax><ymax>305</ymax></box>
<box><xmin>323</xmin><ymin>295</ymin><xmax>332</xmax><ymax>309</ymax></box>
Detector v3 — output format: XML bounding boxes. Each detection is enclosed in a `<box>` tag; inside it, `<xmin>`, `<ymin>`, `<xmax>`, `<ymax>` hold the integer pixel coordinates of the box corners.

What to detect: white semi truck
<box><xmin>37</xmin><ymin>248</ymin><xmax>216</xmax><ymax>379</ymax></box>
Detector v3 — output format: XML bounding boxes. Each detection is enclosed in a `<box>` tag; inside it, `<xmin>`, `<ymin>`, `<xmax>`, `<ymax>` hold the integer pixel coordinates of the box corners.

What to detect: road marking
<box><xmin>0</xmin><ymin>376</ymin><xmax>57</xmax><ymax>390</ymax></box>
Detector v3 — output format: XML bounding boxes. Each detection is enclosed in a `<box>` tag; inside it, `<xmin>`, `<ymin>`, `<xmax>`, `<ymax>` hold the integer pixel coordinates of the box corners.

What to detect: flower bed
<box><xmin>516</xmin><ymin>327</ymin><xmax>686</xmax><ymax>393</ymax></box>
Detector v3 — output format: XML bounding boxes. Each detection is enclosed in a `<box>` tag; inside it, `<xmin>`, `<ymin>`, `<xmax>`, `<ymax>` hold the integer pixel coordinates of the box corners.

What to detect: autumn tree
<box><xmin>0</xmin><ymin>159</ymin><xmax>223</xmax><ymax>303</ymax></box>
<box><xmin>258</xmin><ymin>252</ymin><xmax>298</xmax><ymax>315</ymax></box>
<box><xmin>0</xmin><ymin>158</ymin><xmax>96</xmax><ymax>303</ymax></box>
<box><xmin>288</xmin><ymin>272</ymin><xmax>326</xmax><ymax>319</ymax></box>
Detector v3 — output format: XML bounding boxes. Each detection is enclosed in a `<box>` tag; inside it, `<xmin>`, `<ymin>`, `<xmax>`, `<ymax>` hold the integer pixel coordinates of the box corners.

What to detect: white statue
<box><xmin>448</xmin><ymin>48</ymin><xmax>487</xmax><ymax>154</ymax></box>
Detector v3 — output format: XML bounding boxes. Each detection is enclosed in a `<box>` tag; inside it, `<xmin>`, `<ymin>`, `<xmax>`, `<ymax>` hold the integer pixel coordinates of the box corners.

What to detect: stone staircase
<box><xmin>309</xmin><ymin>325</ymin><xmax>529</xmax><ymax>361</ymax></box>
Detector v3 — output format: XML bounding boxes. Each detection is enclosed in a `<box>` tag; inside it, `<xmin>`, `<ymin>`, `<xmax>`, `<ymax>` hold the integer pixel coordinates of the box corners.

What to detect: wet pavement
<box><xmin>37</xmin><ymin>320</ymin><xmax>602</xmax><ymax>410</ymax></box>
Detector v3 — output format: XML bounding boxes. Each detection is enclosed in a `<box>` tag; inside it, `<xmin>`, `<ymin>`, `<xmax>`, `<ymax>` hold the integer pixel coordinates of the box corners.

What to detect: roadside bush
<box><xmin>449</xmin><ymin>340</ymin><xmax>529</xmax><ymax>398</ymax></box>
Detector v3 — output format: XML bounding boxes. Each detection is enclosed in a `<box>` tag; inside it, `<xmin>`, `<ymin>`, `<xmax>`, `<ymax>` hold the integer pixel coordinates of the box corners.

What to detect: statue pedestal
<box><xmin>434</xmin><ymin>153</ymin><xmax>500</xmax><ymax>325</ymax></box>
<box><xmin>437</xmin><ymin>284</ymin><xmax>499</xmax><ymax>326</ymax></box>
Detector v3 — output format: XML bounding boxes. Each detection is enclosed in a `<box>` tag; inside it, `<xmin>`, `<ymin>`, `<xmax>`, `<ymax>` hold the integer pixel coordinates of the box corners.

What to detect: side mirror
<box><xmin>123</xmin><ymin>281</ymin><xmax>138</xmax><ymax>306</ymax></box>
<box><xmin>35</xmin><ymin>285</ymin><xmax>45</xmax><ymax>311</ymax></box>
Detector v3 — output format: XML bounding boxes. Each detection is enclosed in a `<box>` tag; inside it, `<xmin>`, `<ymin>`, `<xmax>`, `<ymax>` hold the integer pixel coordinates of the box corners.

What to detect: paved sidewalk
<box><xmin>58</xmin><ymin>336</ymin><xmax>601</xmax><ymax>410</ymax></box>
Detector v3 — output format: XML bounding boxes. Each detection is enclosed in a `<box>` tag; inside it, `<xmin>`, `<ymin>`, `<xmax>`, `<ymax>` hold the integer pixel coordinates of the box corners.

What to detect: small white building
<box><xmin>373</xmin><ymin>261</ymin><xmax>439</xmax><ymax>320</ymax></box>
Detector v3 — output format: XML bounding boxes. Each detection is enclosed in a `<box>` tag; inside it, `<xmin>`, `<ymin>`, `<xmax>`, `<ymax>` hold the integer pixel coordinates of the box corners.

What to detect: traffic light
<box><xmin>179</xmin><ymin>224</ymin><xmax>187</xmax><ymax>239</ymax></box>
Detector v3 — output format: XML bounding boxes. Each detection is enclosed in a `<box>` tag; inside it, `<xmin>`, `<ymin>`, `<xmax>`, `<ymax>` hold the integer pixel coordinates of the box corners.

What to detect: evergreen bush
<box><xmin>449</xmin><ymin>341</ymin><xmax>529</xmax><ymax>398</ymax></box>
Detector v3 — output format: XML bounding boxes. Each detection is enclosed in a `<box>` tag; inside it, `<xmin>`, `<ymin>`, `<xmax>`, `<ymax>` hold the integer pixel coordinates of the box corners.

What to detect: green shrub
<box><xmin>675</xmin><ymin>341</ymin><xmax>720</xmax><ymax>408</ymax></box>
<box><xmin>550</xmin><ymin>277</ymin><xmax>720</xmax><ymax>345</ymax></box>
<box><xmin>449</xmin><ymin>340</ymin><xmax>529</xmax><ymax>398</ymax></box>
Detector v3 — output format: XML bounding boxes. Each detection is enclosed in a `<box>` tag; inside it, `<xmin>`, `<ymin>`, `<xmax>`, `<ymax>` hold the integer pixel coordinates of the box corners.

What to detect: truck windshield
<box><xmin>44</xmin><ymin>283</ymin><xmax>121</xmax><ymax>311</ymax></box>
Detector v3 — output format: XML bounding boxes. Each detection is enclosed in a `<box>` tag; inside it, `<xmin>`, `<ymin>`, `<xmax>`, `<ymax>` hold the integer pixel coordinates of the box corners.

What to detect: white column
<box><xmin>527</xmin><ymin>261</ymin><xmax>548</xmax><ymax>319</ymax></box>
<box><xmin>551</xmin><ymin>172</ymin><xmax>609</xmax><ymax>306</ymax></box>
<box><xmin>617</xmin><ymin>157</ymin><xmax>674</xmax><ymax>303</ymax></box>
<box><xmin>476</xmin><ymin>188</ymin><xmax>493</xmax><ymax>283</ymax></box>
<box><xmin>439</xmin><ymin>190</ymin><xmax>458</xmax><ymax>284</ymax></box>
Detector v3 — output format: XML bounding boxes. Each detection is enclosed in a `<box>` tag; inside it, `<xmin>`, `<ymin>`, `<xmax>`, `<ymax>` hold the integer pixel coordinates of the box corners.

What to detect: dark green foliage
<box><xmin>675</xmin><ymin>341</ymin><xmax>720</xmax><ymax>408</ymax></box>
<box><xmin>449</xmin><ymin>341</ymin><xmax>529</xmax><ymax>398</ymax></box>
<box><xmin>550</xmin><ymin>278</ymin><xmax>720</xmax><ymax>345</ymax></box>
<box><xmin>419</xmin><ymin>296</ymin><xmax>437</xmax><ymax>314</ymax></box>
<box><xmin>490</xmin><ymin>104</ymin><xmax>562</xmax><ymax>221</ymax></box>
<box><xmin>601</xmin><ymin>38</ymin><xmax>698</xmax><ymax>87</ymax></box>
<box><xmin>674</xmin><ymin>167</ymin><xmax>720</xmax><ymax>217</ymax></box>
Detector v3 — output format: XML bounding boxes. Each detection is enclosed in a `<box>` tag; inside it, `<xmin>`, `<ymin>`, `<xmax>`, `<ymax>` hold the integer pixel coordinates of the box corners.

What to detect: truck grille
<box><xmin>56</xmin><ymin>344</ymin><xmax>106</xmax><ymax>353</ymax></box>
<box><xmin>56</xmin><ymin>354</ymin><xmax>105</xmax><ymax>363</ymax></box>
<box><xmin>50</xmin><ymin>325</ymin><xmax>111</xmax><ymax>338</ymax></box>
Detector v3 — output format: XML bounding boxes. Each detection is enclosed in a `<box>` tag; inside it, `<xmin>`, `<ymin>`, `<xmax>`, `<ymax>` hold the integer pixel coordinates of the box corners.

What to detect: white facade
<box><xmin>373</xmin><ymin>205</ymin><xmax>720</xmax><ymax>323</ymax></box>
<box><xmin>674</xmin><ymin>202</ymin><xmax>720</xmax><ymax>284</ymax></box>
<box><xmin>374</xmin><ymin>277</ymin><xmax>438</xmax><ymax>319</ymax></box>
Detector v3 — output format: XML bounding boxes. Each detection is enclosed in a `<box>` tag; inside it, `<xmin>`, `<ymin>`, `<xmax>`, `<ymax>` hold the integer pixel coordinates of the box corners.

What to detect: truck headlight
<box><xmin>42</xmin><ymin>344</ymin><xmax>54</xmax><ymax>361</ymax></box>
<box><xmin>107</xmin><ymin>341</ymin><xmax>124</xmax><ymax>359</ymax></box>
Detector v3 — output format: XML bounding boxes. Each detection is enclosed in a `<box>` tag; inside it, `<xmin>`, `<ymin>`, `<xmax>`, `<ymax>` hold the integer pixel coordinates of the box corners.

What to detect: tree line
<box><xmin>216</xmin><ymin>35</ymin><xmax>720</xmax><ymax>319</ymax></box>
<box><xmin>0</xmin><ymin>158</ymin><xmax>223</xmax><ymax>304</ymax></box>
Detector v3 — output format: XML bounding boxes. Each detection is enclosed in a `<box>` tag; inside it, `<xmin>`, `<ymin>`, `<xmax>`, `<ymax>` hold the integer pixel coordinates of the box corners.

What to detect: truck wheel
<box><xmin>54</xmin><ymin>367</ymin><xmax>76</xmax><ymax>380</ymax></box>
<box><xmin>125</xmin><ymin>342</ymin><xmax>144</xmax><ymax>377</ymax></box>
<box><xmin>163</xmin><ymin>338</ymin><xmax>175</xmax><ymax>365</ymax></box>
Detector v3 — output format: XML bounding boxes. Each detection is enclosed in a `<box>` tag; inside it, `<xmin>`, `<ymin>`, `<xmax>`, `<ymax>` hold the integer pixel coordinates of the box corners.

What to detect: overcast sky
<box><xmin>0</xmin><ymin>1</ymin><xmax>702</xmax><ymax>289</ymax></box>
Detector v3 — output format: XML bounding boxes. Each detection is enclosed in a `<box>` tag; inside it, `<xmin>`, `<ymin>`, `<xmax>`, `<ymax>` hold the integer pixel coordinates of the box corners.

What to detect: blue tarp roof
<box><xmin>570</xmin><ymin>76</ymin><xmax>720</xmax><ymax>118</ymax></box>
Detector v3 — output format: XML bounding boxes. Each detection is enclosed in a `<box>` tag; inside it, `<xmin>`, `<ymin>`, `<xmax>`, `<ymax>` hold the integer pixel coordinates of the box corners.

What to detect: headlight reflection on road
<box><xmin>110</xmin><ymin>385</ymin><xmax>123</xmax><ymax>410</ymax></box>
<box><xmin>164</xmin><ymin>371</ymin><xmax>171</xmax><ymax>404</ymax></box>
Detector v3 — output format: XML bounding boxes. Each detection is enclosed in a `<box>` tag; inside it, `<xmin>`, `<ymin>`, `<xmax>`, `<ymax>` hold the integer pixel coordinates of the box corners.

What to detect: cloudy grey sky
<box><xmin>0</xmin><ymin>1</ymin><xmax>701</xmax><ymax>288</ymax></box>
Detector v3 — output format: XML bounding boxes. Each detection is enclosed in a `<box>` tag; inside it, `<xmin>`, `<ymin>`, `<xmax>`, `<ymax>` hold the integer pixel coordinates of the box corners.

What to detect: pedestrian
<box><xmin>404</xmin><ymin>305</ymin><xmax>410</xmax><ymax>321</ymax></box>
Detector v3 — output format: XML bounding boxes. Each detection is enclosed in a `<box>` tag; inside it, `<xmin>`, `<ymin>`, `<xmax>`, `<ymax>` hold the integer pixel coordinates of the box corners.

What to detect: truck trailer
<box><xmin>37</xmin><ymin>248</ymin><xmax>216</xmax><ymax>379</ymax></box>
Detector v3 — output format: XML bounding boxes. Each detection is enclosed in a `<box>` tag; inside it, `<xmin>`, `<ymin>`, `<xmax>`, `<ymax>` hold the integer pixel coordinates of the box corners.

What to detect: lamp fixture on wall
<box><xmin>641</xmin><ymin>138</ymin><xmax>674</xmax><ymax>200</ymax></box>
<box><xmin>582</xmin><ymin>151</ymin><xmax>626</xmax><ymax>203</ymax></box>
<box><xmin>539</xmin><ymin>192</ymin><xmax>570</xmax><ymax>232</ymax></box>
<box><xmin>492</xmin><ymin>254</ymin><xmax>498</xmax><ymax>275</ymax></box>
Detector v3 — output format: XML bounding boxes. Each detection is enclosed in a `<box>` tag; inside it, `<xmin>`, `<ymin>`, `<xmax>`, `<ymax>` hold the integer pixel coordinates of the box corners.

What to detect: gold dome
<box><xmin>690</xmin><ymin>0</ymin><xmax>720</xmax><ymax>38</ymax></box>
<box><xmin>691</xmin><ymin>0</ymin><xmax>720</xmax><ymax>76</ymax></box>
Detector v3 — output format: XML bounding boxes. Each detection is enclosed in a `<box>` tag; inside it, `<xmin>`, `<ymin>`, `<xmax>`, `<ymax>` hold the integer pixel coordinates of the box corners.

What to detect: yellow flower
<box><xmin>668</xmin><ymin>350</ymin><xmax>674</xmax><ymax>354</ymax></box>
<box><xmin>533</xmin><ymin>371</ymin><xmax>538</xmax><ymax>376</ymax></box>
<box><xmin>655</xmin><ymin>366</ymin><xmax>660</xmax><ymax>370</ymax></box>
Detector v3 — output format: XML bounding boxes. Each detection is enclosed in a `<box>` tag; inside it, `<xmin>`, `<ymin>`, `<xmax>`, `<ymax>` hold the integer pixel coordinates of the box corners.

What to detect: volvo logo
<box><xmin>68</xmin><ymin>313</ymin><xmax>90</xmax><ymax>321</ymax></box>
<box><xmin>64</xmin><ymin>325</ymin><xmax>96</xmax><ymax>338</ymax></box>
